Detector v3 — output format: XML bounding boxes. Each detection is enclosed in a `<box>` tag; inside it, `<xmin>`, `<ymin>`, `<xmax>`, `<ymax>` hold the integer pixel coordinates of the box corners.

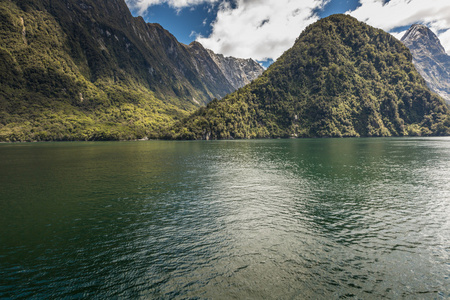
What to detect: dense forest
<box><xmin>165</xmin><ymin>15</ymin><xmax>450</xmax><ymax>140</ymax></box>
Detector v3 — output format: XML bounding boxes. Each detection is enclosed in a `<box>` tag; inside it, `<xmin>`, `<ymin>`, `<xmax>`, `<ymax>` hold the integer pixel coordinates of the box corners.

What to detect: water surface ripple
<box><xmin>0</xmin><ymin>138</ymin><xmax>449</xmax><ymax>298</ymax></box>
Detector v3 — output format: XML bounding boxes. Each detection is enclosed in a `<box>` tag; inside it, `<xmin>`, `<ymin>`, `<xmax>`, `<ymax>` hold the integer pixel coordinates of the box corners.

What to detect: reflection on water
<box><xmin>0</xmin><ymin>138</ymin><xmax>449</xmax><ymax>298</ymax></box>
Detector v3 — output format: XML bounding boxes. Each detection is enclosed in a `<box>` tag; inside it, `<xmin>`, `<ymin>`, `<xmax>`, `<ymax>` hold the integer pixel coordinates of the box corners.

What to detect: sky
<box><xmin>125</xmin><ymin>0</ymin><xmax>450</xmax><ymax>66</ymax></box>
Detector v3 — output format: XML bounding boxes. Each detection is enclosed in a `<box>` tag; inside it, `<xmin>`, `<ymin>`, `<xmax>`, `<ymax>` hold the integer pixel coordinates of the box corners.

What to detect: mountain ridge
<box><xmin>0</xmin><ymin>0</ymin><xmax>263</xmax><ymax>141</ymax></box>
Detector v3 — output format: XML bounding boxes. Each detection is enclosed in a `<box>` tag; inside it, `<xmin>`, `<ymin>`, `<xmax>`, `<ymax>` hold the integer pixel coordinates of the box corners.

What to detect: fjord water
<box><xmin>0</xmin><ymin>139</ymin><xmax>449</xmax><ymax>299</ymax></box>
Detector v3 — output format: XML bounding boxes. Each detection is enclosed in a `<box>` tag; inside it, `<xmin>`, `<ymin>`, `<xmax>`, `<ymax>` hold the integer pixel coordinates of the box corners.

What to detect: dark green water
<box><xmin>0</xmin><ymin>138</ymin><xmax>449</xmax><ymax>299</ymax></box>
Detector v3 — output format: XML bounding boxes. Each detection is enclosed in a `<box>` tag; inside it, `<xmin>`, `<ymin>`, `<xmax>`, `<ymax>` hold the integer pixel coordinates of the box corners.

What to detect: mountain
<box><xmin>401</xmin><ymin>24</ymin><xmax>450</xmax><ymax>104</ymax></box>
<box><xmin>205</xmin><ymin>47</ymin><xmax>264</xmax><ymax>90</ymax></box>
<box><xmin>186</xmin><ymin>41</ymin><xmax>263</xmax><ymax>91</ymax></box>
<box><xmin>0</xmin><ymin>0</ymin><xmax>263</xmax><ymax>141</ymax></box>
<box><xmin>166</xmin><ymin>14</ymin><xmax>450</xmax><ymax>140</ymax></box>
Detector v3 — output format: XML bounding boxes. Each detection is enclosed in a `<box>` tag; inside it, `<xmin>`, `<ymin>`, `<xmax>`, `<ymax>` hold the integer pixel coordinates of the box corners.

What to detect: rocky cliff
<box><xmin>184</xmin><ymin>41</ymin><xmax>263</xmax><ymax>101</ymax></box>
<box><xmin>205</xmin><ymin>47</ymin><xmax>263</xmax><ymax>90</ymax></box>
<box><xmin>401</xmin><ymin>24</ymin><xmax>450</xmax><ymax>104</ymax></box>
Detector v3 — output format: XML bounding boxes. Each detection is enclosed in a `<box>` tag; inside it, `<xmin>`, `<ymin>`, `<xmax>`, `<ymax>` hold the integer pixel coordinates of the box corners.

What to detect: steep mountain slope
<box><xmin>401</xmin><ymin>24</ymin><xmax>450</xmax><ymax>104</ymax></box>
<box><xmin>167</xmin><ymin>15</ymin><xmax>450</xmax><ymax>139</ymax></box>
<box><xmin>205</xmin><ymin>47</ymin><xmax>264</xmax><ymax>90</ymax></box>
<box><xmin>184</xmin><ymin>41</ymin><xmax>263</xmax><ymax>99</ymax></box>
<box><xmin>0</xmin><ymin>0</ymin><xmax>263</xmax><ymax>141</ymax></box>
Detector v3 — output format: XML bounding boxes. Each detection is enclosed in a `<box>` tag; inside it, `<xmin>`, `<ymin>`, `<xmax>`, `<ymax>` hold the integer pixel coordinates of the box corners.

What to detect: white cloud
<box><xmin>437</xmin><ymin>29</ymin><xmax>450</xmax><ymax>54</ymax></box>
<box><xmin>125</xmin><ymin>0</ymin><xmax>218</xmax><ymax>14</ymax></box>
<box><xmin>390</xmin><ymin>30</ymin><xmax>407</xmax><ymax>41</ymax></box>
<box><xmin>348</xmin><ymin>0</ymin><xmax>450</xmax><ymax>53</ymax></box>
<box><xmin>196</xmin><ymin>0</ymin><xmax>329</xmax><ymax>61</ymax></box>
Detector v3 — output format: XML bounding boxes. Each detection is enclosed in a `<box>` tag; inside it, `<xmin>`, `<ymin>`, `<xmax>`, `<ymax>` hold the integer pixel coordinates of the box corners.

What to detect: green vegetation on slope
<box><xmin>166</xmin><ymin>15</ymin><xmax>450</xmax><ymax>140</ymax></box>
<box><xmin>1</xmin><ymin>0</ymin><xmax>259</xmax><ymax>142</ymax></box>
<box><xmin>0</xmin><ymin>0</ymin><xmax>196</xmax><ymax>141</ymax></box>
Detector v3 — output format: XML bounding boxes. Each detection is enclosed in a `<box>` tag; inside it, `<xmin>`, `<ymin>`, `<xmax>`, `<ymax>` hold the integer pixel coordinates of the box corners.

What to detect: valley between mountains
<box><xmin>1</xmin><ymin>0</ymin><xmax>449</xmax><ymax>141</ymax></box>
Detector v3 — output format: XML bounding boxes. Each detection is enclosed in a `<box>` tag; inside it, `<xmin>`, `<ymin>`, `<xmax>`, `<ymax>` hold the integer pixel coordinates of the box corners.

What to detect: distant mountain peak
<box><xmin>401</xmin><ymin>23</ymin><xmax>450</xmax><ymax>104</ymax></box>
<box><xmin>184</xmin><ymin>40</ymin><xmax>264</xmax><ymax>91</ymax></box>
<box><xmin>401</xmin><ymin>24</ymin><xmax>446</xmax><ymax>56</ymax></box>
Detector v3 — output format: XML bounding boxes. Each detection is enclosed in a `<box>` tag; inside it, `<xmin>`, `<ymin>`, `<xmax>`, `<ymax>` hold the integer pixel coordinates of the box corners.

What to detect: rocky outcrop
<box><xmin>185</xmin><ymin>42</ymin><xmax>263</xmax><ymax>93</ymax></box>
<box><xmin>401</xmin><ymin>24</ymin><xmax>450</xmax><ymax>104</ymax></box>
<box><xmin>205</xmin><ymin>48</ymin><xmax>264</xmax><ymax>90</ymax></box>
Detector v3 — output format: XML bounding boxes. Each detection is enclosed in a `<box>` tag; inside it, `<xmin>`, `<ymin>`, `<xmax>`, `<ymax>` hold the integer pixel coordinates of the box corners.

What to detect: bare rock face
<box><xmin>186</xmin><ymin>42</ymin><xmax>264</xmax><ymax>92</ymax></box>
<box><xmin>401</xmin><ymin>24</ymin><xmax>450</xmax><ymax>104</ymax></box>
<box><xmin>205</xmin><ymin>48</ymin><xmax>264</xmax><ymax>90</ymax></box>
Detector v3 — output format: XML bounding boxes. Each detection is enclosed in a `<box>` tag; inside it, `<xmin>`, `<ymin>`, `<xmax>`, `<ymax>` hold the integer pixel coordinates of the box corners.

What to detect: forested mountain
<box><xmin>401</xmin><ymin>24</ymin><xmax>450</xmax><ymax>104</ymax></box>
<box><xmin>0</xmin><ymin>0</ymin><xmax>263</xmax><ymax>141</ymax></box>
<box><xmin>166</xmin><ymin>15</ymin><xmax>450</xmax><ymax>140</ymax></box>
